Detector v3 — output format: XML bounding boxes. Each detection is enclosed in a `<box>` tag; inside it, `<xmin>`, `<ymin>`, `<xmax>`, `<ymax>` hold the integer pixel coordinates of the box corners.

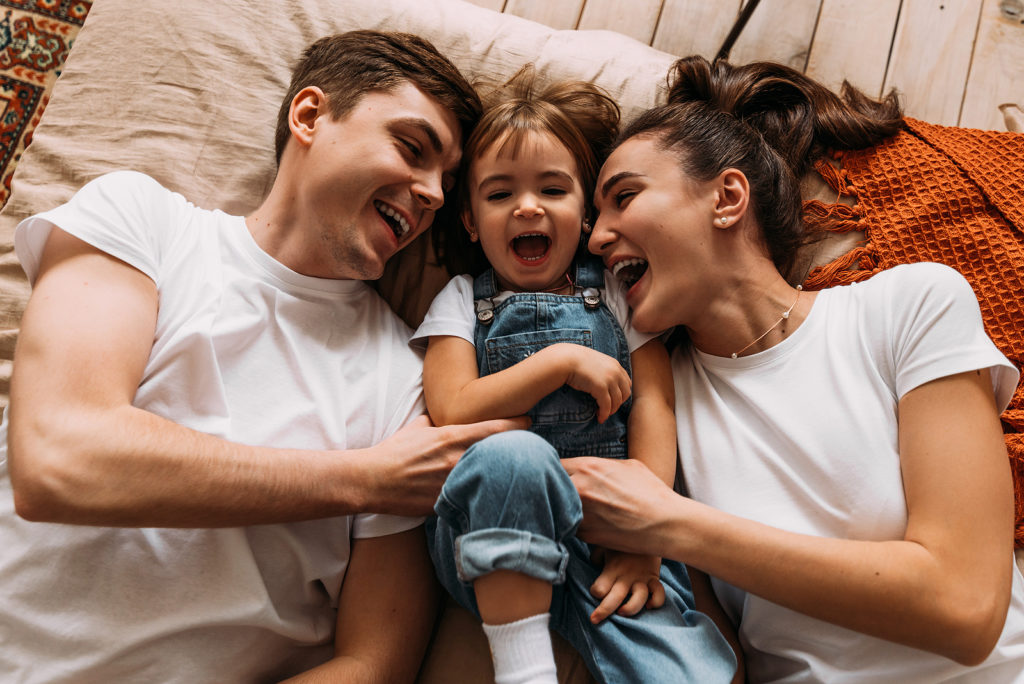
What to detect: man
<box><xmin>0</xmin><ymin>31</ymin><xmax>518</xmax><ymax>681</ymax></box>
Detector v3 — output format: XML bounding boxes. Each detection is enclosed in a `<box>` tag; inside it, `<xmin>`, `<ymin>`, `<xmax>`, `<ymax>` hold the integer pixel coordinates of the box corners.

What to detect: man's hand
<box><xmin>561</xmin><ymin>345</ymin><xmax>632</xmax><ymax>423</ymax></box>
<box><xmin>588</xmin><ymin>547</ymin><xmax>665</xmax><ymax>623</ymax></box>
<box><xmin>362</xmin><ymin>415</ymin><xmax>529</xmax><ymax>516</ymax></box>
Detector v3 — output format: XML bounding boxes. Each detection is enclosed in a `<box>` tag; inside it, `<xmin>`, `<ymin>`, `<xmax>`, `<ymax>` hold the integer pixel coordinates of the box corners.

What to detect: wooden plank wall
<box><xmin>462</xmin><ymin>0</ymin><xmax>1024</xmax><ymax>131</ymax></box>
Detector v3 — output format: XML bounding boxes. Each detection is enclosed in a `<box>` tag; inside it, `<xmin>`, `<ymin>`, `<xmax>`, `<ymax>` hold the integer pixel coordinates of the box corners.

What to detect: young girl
<box><xmin>412</xmin><ymin>67</ymin><xmax>737</xmax><ymax>684</ymax></box>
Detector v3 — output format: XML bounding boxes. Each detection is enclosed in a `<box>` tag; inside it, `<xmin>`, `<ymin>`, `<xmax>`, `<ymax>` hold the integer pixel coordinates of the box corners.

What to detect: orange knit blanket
<box><xmin>802</xmin><ymin>118</ymin><xmax>1024</xmax><ymax>545</ymax></box>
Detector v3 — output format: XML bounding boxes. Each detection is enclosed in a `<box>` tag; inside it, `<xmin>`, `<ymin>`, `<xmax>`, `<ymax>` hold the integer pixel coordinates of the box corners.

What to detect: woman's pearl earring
<box><xmin>719</xmin><ymin>217</ymin><xmax>729</xmax><ymax>225</ymax></box>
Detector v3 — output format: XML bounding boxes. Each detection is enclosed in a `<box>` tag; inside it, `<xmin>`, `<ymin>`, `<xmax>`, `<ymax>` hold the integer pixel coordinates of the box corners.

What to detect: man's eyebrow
<box><xmin>393</xmin><ymin>117</ymin><xmax>444</xmax><ymax>154</ymax></box>
<box><xmin>599</xmin><ymin>171</ymin><xmax>643</xmax><ymax>200</ymax></box>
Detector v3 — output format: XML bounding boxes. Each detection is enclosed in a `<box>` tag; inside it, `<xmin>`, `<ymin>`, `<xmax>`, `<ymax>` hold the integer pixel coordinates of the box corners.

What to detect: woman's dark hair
<box><xmin>619</xmin><ymin>101</ymin><xmax>804</xmax><ymax>276</ymax></box>
<box><xmin>434</xmin><ymin>65</ymin><xmax>620</xmax><ymax>277</ymax></box>
<box><xmin>667</xmin><ymin>55</ymin><xmax>903</xmax><ymax>178</ymax></box>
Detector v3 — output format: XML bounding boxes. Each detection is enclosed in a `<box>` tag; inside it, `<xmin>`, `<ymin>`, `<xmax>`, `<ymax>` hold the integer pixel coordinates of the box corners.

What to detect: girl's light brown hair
<box><xmin>435</xmin><ymin>65</ymin><xmax>620</xmax><ymax>276</ymax></box>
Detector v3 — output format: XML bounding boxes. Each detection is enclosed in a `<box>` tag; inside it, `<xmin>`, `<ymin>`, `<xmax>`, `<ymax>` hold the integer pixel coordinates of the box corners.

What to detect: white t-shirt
<box><xmin>411</xmin><ymin>272</ymin><xmax>654</xmax><ymax>352</ymax></box>
<box><xmin>674</xmin><ymin>262</ymin><xmax>1024</xmax><ymax>682</ymax></box>
<box><xmin>0</xmin><ymin>171</ymin><xmax>425</xmax><ymax>682</ymax></box>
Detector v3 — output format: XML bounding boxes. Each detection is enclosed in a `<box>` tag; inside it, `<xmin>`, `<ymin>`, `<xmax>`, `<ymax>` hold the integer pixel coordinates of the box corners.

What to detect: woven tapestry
<box><xmin>0</xmin><ymin>0</ymin><xmax>91</xmax><ymax>208</ymax></box>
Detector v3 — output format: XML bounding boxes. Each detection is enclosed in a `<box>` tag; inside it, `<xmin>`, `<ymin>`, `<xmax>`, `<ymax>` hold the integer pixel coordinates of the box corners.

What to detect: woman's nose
<box><xmin>588</xmin><ymin>216</ymin><xmax>615</xmax><ymax>254</ymax></box>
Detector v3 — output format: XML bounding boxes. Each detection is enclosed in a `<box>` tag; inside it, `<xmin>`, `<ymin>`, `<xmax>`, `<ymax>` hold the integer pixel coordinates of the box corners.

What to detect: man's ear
<box><xmin>288</xmin><ymin>86</ymin><xmax>327</xmax><ymax>149</ymax></box>
<box><xmin>712</xmin><ymin>168</ymin><xmax>750</xmax><ymax>228</ymax></box>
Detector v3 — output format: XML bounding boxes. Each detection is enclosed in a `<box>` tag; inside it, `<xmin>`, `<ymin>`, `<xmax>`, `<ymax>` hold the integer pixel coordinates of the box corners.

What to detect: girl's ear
<box><xmin>288</xmin><ymin>86</ymin><xmax>327</xmax><ymax>149</ymax></box>
<box><xmin>461</xmin><ymin>208</ymin><xmax>478</xmax><ymax>242</ymax></box>
<box><xmin>712</xmin><ymin>168</ymin><xmax>750</xmax><ymax>228</ymax></box>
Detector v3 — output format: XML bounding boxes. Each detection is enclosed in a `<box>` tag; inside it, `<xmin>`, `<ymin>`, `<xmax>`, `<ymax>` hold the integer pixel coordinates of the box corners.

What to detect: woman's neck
<box><xmin>687</xmin><ymin>269</ymin><xmax>816</xmax><ymax>359</ymax></box>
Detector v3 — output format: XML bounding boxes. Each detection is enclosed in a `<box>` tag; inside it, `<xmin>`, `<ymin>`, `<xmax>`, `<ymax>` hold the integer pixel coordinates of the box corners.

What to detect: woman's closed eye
<box><xmin>398</xmin><ymin>137</ymin><xmax>423</xmax><ymax>160</ymax></box>
<box><xmin>613</xmin><ymin>189</ymin><xmax>636</xmax><ymax>208</ymax></box>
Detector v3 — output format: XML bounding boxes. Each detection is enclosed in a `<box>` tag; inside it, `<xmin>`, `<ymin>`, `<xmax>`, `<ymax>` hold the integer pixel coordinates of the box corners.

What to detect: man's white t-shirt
<box><xmin>411</xmin><ymin>272</ymin><xmax>654</xmax><ymax>352</ymax></box>
<box><xmin>674</xmin><ymin>263</ymin><xmax>1024</xmax><ymax>682</ymax></box>
<box><xmin>0</xmin><ymin>171</ymin><xmax>424</xmax><ymax>682</ymax></box>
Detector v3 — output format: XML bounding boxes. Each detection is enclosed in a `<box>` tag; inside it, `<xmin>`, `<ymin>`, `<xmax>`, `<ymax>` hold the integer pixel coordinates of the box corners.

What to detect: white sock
<box><xmin>481</xmin><ymin>613</ymin><xmax>558</xmax><ymax>684</ymax></box>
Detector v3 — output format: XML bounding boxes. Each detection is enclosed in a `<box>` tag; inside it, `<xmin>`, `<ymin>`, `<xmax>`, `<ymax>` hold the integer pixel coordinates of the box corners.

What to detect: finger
<box><xmin>593</xmin><ymin>391</ymin><xmax>611</xmax><ymax>424</ymax></box>
<box><xmin>589</xmin><ymin>568</ymin><xmax>614</xmax><ymax>599</ymax></box>
<box><xmin>590</xmin><ymin>581</ymin><xmax>630</xmax><ymax>624</ymax></box>
<box><xmin>646</xmin><ymin>578</ymin><xmax>666</xmax><ymax>609</ymax></box>
<box><xmin>616</xmin><ymin>582</ymin><xmax>649</xmax><ymax>616</ymax></box>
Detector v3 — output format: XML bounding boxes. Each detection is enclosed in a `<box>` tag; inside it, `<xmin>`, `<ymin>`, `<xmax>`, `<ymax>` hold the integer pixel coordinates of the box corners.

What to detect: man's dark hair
<box><xmin>274</xmin><ymin>30</ymin><xmax>482</xmax><ymax>163</ymax></box>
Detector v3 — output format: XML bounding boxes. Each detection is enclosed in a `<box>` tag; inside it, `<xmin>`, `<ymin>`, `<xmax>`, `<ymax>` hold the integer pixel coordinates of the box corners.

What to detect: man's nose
<box><xmin>413</xmin><ymin>172</ymin><xmax>444</xmax><ymax>211</ymax></box>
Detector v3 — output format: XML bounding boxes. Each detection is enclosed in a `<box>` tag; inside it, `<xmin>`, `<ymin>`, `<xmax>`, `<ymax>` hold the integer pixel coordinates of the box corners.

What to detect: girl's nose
<box><xmin>513</xmin><ymin>202</ymin><xmax>544</xmax><ymax>219</ymax></box>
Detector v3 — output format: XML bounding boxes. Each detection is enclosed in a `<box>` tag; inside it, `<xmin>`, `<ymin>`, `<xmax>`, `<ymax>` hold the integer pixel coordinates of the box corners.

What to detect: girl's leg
<box><xmin>426</xmin><ymin>430</ymin><xmax>581</xmax><ymax>684</ymax></box>
<box><xmin>551</xmin><ymin>543</ymin><xmax>738</xmax><ymax>684</ymax></box>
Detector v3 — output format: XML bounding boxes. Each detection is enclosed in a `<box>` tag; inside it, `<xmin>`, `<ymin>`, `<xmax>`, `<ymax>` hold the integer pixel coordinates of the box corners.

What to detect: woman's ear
<box><xmin>712</xmin><ymin>168</ymin><xmax>750</xmax><ymax>228</ymax></box>
<box><xmin>288</xmin><ymin>86</ymin><xmax>327</xmax><ymax>148</ymax></box>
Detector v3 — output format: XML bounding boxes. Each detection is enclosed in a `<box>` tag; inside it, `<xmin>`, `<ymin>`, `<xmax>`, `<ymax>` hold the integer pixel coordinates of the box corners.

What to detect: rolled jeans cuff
<box><xmin>455</xmin><ymin>527</ymin><xmax>570</xmax><ymax>585</ymax></box>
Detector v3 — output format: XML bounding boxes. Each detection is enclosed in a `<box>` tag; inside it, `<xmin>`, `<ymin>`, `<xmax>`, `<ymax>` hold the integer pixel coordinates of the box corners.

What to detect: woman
<box><xmin>565</xmin><ymin>57</ymin><xmax>1024</xmax><ymax>682</ymax></box>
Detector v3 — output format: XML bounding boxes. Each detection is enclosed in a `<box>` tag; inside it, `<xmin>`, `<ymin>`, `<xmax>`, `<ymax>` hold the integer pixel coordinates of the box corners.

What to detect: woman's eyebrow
<box><xmin>599</xmin><ymin>171</ymin><xmax>643</xmax><ymax>199</ymax></box>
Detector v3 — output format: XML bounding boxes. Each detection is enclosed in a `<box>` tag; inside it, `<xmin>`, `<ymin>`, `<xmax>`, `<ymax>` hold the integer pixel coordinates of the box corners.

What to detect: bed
<box><xmin>0</xmin><ymin>1</ymin><xmax>1020</xmax><ymax>681</ymax></box>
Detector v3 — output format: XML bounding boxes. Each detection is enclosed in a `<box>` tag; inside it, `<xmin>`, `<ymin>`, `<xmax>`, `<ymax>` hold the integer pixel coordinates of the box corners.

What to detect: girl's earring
<box><xmin>582</xmin><ymin>219</ymin><xmax>592</xmax><ymax>233</ymax></box>
<box><xmin>469</xmin><ymin>231</ymin><xmax>479</xmax><ymax>242</ymax></box>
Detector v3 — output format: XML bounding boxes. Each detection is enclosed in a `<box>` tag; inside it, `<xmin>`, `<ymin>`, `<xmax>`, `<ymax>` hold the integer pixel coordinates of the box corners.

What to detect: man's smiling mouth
<box><xmin>374</xmin><ymin>200</ymin><xmax>411</xmax><ymax>240</ymax></box>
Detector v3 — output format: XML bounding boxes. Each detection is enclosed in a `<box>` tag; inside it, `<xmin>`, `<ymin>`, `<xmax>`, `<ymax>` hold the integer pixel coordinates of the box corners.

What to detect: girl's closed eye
<box><xmin>486</xmin><ymin>190</ymin><xmax>512</xmax><ymax>201</ymax></box>
<box><xmin>542</xmin><ymin>187</ymin><xmax>569</xmax><ymax>196</ymax></box>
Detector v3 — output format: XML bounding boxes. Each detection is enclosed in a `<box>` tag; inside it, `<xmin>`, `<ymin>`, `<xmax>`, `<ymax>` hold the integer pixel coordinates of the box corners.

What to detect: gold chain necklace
<box><xmin>731</xmin><ymin>285</ymin><xmax>803</xmax><ymax>359</ymax></box>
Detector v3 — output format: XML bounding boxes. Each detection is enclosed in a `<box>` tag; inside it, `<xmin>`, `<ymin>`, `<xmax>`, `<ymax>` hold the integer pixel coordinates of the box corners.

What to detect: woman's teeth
<box><xmin>612</xmin><ymin>257</ymin><xmax>648</xmax><ymax>286</ymax></box>
<box><xmin>374</xmin><ymin>200</ymin><xmax>411</xmax><ymax>240</ymax></box>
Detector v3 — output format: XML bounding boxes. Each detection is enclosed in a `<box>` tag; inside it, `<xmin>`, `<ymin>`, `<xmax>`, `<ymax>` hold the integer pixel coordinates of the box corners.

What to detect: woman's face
<box><xmin>589</xmin><ymin>135</ymin><xmax>717</xmax><ymax>333</ymax></box>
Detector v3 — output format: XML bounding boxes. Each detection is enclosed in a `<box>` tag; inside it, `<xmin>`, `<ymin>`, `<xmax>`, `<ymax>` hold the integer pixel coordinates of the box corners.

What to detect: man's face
<box><xmin>298</xmin><ymin>82</ymin><xmax>462</xmax><ymax>280</ymax></box>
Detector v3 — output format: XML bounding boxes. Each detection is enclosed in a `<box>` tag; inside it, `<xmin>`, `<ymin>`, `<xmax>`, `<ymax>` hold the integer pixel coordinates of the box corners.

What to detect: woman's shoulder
<box><xmin>837</xmin><ymin>262</ymin><xmax>975</xmax><ymax>309</ymax></box>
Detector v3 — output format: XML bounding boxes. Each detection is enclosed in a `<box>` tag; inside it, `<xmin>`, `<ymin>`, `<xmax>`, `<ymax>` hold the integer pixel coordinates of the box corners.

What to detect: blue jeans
<box><xmin>426</xmin><ymin>431</ymin><xmax>737</xmax><ymax>683</ymax></box>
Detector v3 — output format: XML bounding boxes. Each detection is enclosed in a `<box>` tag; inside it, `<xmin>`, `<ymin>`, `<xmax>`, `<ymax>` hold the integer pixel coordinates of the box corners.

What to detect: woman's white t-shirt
<box><xmin>675</xmin><ymin>263</ymin><xmax>1024</xmax><ymax>683</ymax></box>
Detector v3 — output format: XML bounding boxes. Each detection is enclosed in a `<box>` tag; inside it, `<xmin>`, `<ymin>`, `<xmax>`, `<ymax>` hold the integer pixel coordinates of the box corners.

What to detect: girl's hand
<box><xmin>558</xmin><ymin>345</ymin><xmax>632</xmax><ymax>422</ymax></box>
<box><xmin>588</xmin><ymin>547</ymin><xmax>665</xmax><ymax>623</ymax></box>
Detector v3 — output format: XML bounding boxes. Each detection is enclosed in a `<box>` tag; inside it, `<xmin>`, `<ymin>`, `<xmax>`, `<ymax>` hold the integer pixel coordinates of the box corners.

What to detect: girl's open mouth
<box><xmin>511</xmin><ymin>233</ymin><xmax>551</xmax><ymax>261</ymax></box>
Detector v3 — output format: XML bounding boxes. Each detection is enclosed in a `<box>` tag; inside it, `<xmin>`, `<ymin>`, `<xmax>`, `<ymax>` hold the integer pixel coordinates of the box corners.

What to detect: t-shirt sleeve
<box><xmin>14</xmin><ymin>171</ymin><xmax>179</xmax><ymax>286</ymax></box>
<box><xmin>354</xmin><ymin>309</ymin><xmax>429</xmax><ymax>539</ymax></box>
<box><xmin>602</xmin><ymin>270</ymin><xmax>659</xmax><ymax>352</ymax></box>
<box><xmin>409</xmin><ymin>274</ymin><xmax>476</xmax><ymax>349</ymax></box>
<box><xmin>886</xmin><ymin>263</ymin><xmax>1018</xmax><ymax>411</ymax></box>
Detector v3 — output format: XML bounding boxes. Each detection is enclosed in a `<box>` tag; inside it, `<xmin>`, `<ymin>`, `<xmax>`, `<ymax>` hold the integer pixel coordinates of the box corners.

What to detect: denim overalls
<box><xmin>426</xmin><ymin>257</ymin><xmax>737</xmax><ymax>683</ymax></box>
<box><xmin>473</xmin><ymin>256</ymin><xmax>630</xmax><ymax>459</ymax></box>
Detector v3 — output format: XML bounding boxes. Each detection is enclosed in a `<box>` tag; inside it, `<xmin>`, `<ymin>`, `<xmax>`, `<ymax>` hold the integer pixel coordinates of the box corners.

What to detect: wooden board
<box><xmin>883</xmin><ymin>0</ymin><xmax>983</xmax><ymax>125</ymax></box>
<box><xmin>652</xmin><ymin>0</ymin><xmax>743</xmax><ymax>58</ymax></box>
<box><xmin>577</xmin><ymin>0</ymin><xmax>664</xmax><ymax>44</ymax></box>
<box><xmin>805</xmin><ymin>0</ymin><xmax>901</xmax><ymax>97</ymax></box>
<box><xmin>728</xmin><ymin>0</ymin><xmax>823</xmax><ymax>69</ymax></box>
<box><xmin>960</xmin><ymin>0</ymin><xmax>1024</xmax><ymax>131</ymax></box>
<box><xmin>461</xmin><ymin>0</ymin><xmax>507</xmax><ymax>11</ymax></box>
<box><xmin>504</xmin><ymin>0</ymin><xmax>584</xmax><ymax>29</ymax></box>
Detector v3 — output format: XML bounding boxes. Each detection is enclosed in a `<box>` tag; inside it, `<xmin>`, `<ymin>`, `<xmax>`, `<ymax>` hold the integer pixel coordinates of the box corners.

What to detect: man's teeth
<box><xmin>611</xmin><ymin>258</ymin><xmax>647</xmax><ymax>277</ymax></box>
<box><xmin>374</xmin><ymin>200</ymin><xmax>411</xmax><ymax>239</ymax></box>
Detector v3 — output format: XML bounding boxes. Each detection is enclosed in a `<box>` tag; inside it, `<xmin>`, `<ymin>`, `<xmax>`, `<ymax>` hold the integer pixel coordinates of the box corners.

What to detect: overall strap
<box><xmin>573</xmin><ymin>255</ymin><xmax>604</xmax><ymax>310</ymax></box>
<box><xmin>473</xmin><ymin>268</ymin><xmax>499</xmax><ymax>325</ymax></box>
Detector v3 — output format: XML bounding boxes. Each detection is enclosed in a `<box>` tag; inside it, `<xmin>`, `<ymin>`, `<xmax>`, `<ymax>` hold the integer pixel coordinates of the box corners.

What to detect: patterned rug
<box><xmin>0</xmin><ymin>0</ymin><xmax>91</xmax><ymax>208</ymax></box>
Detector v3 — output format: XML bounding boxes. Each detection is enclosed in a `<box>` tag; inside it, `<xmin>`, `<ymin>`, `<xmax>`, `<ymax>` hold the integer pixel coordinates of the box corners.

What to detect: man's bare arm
<box><xmin>8</xmin><ymin>228</ymin><xmax>522</xmax><ymax>526</ymax></box>
<box><xmin>281</xmin><ymin>527</ymin><xmax>440</xmax><ymax>683</ymax></box>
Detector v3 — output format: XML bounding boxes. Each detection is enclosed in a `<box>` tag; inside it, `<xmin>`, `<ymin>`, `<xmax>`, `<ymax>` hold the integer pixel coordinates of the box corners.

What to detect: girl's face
<box><xmin>589</xmin><ymin>135</ymin><xmax>717</xmax><ymax>333</ymax></box>
<box><xmin>463</xmin><ymin>130</ymin><xmax>586</xmax><ymax>293</ymax></box>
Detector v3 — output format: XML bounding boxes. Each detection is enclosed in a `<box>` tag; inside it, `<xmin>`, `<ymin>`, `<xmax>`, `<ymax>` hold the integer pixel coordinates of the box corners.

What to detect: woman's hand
<box><xmin>588</xmin><ymin>547</ymin><xmax>666</xmax><ymax>623</ymax></box>
<box><xmin>563</xmin><ymin>457</ymin><xmax>680</xmax><ymax>555</ymax></box>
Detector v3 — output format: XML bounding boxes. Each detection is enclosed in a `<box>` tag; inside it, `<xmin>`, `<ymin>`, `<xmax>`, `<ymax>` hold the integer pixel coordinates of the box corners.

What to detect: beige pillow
<box><xmin>0</xmin><ymin>0</ymin><xmax>679</xmax><ymax>405</ymax></box>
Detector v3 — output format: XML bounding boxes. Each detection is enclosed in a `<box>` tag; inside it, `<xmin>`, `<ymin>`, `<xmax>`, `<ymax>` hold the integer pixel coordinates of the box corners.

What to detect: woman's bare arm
<box><xmin>566</xmin><ymin>368</ymin><xmax>1013</xmax><ymax>664</ymax></box>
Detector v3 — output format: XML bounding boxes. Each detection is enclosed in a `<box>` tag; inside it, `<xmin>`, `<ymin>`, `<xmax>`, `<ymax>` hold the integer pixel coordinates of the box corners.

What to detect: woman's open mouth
<box><xmin>511</xmin><ymin>233</ymin><xmax>551</xmax><ymax>262</ymax></box>
<box><xmin>612</xmin><ymin>257</ymin><xmax>648</xmax><ymax>287</ymax></box>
